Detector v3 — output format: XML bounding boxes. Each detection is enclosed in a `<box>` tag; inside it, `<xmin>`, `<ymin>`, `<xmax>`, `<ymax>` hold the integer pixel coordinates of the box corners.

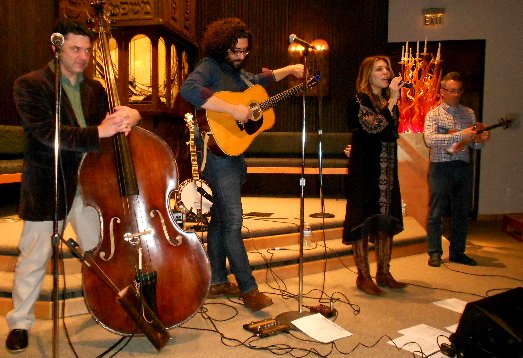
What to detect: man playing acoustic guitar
<box><xmin>424</xmin><ymin>72</ymin><xmax>490</xmax><ymax>267</ymax></box>
<box><xmin>180</xmin><ymin>18</ymin><xmax>303</xmax><ymax>311</ymax></box>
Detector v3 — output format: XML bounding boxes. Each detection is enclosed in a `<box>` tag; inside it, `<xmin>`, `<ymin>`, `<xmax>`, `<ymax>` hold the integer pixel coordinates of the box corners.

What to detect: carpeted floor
<box><xmin>1</xmin><ymin>217</ymin><xmax>522</xmax><ymax>357</ymax></box>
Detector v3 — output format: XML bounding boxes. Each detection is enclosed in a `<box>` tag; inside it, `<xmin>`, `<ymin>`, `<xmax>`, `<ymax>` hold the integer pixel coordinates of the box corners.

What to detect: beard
<box><xmin>226</xmin><ymin>56</ymin><xmax>245</xmax><ymax>71</ymax></box>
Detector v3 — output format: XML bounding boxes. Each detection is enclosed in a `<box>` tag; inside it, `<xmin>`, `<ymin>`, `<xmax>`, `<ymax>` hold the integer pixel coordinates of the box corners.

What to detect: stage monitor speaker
<box><xmin>450</xmin><ymin>287</ymin><xmax>523</xmax><ymax>357</ymax></box>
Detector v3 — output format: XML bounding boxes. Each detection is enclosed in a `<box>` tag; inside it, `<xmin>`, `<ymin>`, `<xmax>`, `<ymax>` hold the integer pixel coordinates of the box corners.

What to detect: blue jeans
<box><xmin>427</xmin><ymin>161</ymin><xmax>472</xmax><ymax>258</ymax></box>
<box><xmin>201</xmin><ymin>150</ymin><xmax>257</xmax><ymax>294</ymax></box>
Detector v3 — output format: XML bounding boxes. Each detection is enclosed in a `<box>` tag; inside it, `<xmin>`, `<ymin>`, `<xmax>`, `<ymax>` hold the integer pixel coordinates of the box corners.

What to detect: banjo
<box><xmin>176</xmin><ymin>113</ymin><xmax>213</xmax><ymax>220</ymax></box>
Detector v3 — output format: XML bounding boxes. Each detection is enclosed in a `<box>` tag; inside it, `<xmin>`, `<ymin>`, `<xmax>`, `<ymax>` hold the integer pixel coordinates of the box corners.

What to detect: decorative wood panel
<box><xmin>59</xmin><ymin>0</ymin><xmax>197</xmax><ymax>44</ymax></box>
<box><xmin>1</xmin><ymin>0</ymin><xmax>58</xmax><ymax>125</ymax></box>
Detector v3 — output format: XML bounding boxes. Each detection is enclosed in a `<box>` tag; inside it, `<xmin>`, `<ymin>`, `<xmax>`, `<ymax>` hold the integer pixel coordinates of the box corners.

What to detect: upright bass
<box><xmin>78</xmin><ymin>0</ymin><xmax>211</xmax><ymax>346</ymax></box>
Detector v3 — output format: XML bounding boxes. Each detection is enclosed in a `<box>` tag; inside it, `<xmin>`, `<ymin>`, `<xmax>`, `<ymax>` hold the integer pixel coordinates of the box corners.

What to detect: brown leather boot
<box><xmin>241</xmin><ymin>289</ymin><xmax>273</xmax><ymax>311</ymax></box>
<box><xmin>352</xmin><ymin>238</ymin><xmax>384</xmax><ymax>296</ymax></box>
<box><xmin>208</xmin><ymin>282</ymin><xmax>241</xmax><ymax>298</ymax></box>
<box><xmin>375</xmin><ymin>231</ymin><xmax>408</xmax><ymax>289</ymax></box>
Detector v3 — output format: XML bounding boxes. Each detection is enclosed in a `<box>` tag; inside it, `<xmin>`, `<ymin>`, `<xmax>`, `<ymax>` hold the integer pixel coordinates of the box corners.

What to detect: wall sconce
<box><xmin>423</xmin><ymin>8</ymin><xmax>445</xmax><ymax>26</ymax></box>
<box><xmin>287</xmin><ymin>39</ymin><xmax>329</xmax><ymax>96</ymax></box>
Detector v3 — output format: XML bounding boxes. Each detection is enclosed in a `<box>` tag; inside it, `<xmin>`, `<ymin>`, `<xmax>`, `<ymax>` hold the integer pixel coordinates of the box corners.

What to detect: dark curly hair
<box><xmin>201</xmin><ymin>18</ymin><xmax>252</xmax><ymax>61</ymax></box>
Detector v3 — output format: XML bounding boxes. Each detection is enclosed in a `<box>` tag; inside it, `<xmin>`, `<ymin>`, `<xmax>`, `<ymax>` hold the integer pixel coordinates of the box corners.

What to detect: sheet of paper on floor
<box><xmin>388</xmin><ymin>323</ymin><xmax>451</xmax><ymax>357</ymax></box>
<box><xmin>387</xmin><ymin>334</ymin><xmax>449</xmax><ymax>357</ymax></box>
<box><xmin>432</xmin><ymin>298</ymin><xmax>467</xmax><ymax>313</ymax></box>
<box><xmin>292</xmin><ymin>313</ymin><xmax>352</xmax><ymax>343</ymax></box>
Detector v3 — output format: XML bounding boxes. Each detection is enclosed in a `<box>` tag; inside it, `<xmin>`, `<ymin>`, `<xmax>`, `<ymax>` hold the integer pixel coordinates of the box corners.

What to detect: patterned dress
<box><xmin>342</xmin><ymin>92</ymin><xmax>404</xmax><ymax>244</ymax></box>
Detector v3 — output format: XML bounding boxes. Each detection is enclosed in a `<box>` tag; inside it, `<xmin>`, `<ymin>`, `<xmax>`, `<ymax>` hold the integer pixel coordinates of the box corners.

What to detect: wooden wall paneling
<box><xmin>1</xmin><ymin>0</ymin><xmax>58</xmax><ymax>125</ymax></box>
<box><xmin>193</xmin><ymin>0</ymin><xmax>388</xmax><ymax>134</ymax></box>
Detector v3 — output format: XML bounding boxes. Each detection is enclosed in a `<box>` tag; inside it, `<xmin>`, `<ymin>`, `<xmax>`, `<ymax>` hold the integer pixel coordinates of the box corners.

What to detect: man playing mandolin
<box><xmin>180</xmin><ymin>18</ymin><xmax>304</xmax><ymax>311</ymax></box>
<box><xmin>424</xmin><ymin>72</ymin><xmax>489</xmax><ymax>268</ymax></box>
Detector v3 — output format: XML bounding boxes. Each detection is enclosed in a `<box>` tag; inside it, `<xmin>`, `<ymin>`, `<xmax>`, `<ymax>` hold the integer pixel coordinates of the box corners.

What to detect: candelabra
<box><xmin>398</xmin><ymin>40</ymin><xmax>443</xmax><ymax>133</ymax></box>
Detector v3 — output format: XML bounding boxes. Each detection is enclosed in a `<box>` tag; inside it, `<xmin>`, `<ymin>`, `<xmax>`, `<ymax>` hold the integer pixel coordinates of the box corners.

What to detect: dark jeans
<box><xmin>427</xmin><ymin>161</ymin><xmax>472</xmax><ymax>258</ymax></box>
<box><xmin>202</xmin><ymin>150</ymin><xmax>257</xmax><ymax>294</ymax></box>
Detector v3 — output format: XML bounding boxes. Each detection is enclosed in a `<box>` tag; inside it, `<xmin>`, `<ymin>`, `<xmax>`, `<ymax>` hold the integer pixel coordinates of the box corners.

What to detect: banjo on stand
<box><xmin>176</xmin><ymin>113</ymin><xmax>213</xmax><ymax>229</ymax></box>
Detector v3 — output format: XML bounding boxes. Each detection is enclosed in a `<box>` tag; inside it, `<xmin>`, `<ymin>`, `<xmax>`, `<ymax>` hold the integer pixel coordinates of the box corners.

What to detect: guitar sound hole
<box><xmin>244</xmin><ymin>118</ymin><xmax>263</xmax><ymax>135</ymax></box>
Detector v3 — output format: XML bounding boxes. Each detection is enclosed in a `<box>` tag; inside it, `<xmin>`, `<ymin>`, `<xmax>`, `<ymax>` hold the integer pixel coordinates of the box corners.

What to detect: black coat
<box><xmin>342</xmin><ymin>92</ymin><xmax>403</xmax><ymax>243</ymax></box>
<box><xmin>13</xmin><ymin>65</ymin><xmax>108</xmax><ymax>221</ymax></box>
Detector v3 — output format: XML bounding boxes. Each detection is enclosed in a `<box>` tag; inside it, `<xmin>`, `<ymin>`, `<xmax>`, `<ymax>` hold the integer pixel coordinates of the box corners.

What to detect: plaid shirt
<box><xmin>424</xmin><ymin>102</ymin><xmax>483</xmax><ymax>163</ymax></box>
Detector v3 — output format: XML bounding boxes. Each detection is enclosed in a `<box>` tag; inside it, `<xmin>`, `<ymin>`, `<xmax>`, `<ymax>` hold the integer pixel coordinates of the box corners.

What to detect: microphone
<box><xmin>390</xmin><ymin>79</ymin><xmax>413</xmax><ymax>89</ymax></box>
<box><xmin>289</xmin><ymin>34</ymin><xmax>315</xmax><ymax>50</ymax></box>
<box><xmin>196</xmin><ymin>186</ymin><xmax>213</xmax><ymax>203</ymax></box>
<box><xmin>50</xmin><ymin>33</ymin><xmax>64</xmax><ymax>47</ymax></box>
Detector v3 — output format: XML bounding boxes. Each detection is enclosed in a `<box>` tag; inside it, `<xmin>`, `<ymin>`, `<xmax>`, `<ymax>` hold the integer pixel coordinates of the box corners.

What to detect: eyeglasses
<box><xmin>442</xmin><ymin>88</ymin><xmax>464</xmax><ymax>95</ymax></box>
<box><xmin>229</xmin><ymin>48</ymin><xmax>250</xmax><ymax>56</ymax></box>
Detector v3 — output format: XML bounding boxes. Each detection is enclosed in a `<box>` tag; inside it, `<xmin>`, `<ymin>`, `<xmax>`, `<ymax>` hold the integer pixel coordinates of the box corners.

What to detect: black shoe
<box><xmin>428</xmin><ymin>253</ymin><xmax>442</xmax><ymax>267</ymax></box>
<box><xmin>449</xmin><ymin>253</ymin><xmax>477</xmax><ymax>266</ymax></box>
<box><xmin>6</xmin><ymin>329</ymin><xmax>28</xmax><ymax>353</ymax></box>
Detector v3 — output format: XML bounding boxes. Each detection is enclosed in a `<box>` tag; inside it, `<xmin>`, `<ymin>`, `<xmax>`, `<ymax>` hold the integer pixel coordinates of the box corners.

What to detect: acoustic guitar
<box><xmin>196</xmin><ymin>74</ymin><xmax>320</xmax><ymax>156</ymax></box>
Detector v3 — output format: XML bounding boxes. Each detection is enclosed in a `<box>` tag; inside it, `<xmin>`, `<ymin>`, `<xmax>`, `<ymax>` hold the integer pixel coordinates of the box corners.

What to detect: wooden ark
<box><xmin>59</xmin><ymin>0</ymin><xmax>197</xmax><ymax>44</ymax></box>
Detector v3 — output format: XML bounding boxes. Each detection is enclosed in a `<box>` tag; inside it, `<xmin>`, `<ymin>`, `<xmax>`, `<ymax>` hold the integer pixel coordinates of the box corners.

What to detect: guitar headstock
<box><xmin>306</xmin><ymin>72</ymin><xmax>321</xmax><ymax>89</ymax></box>
<box><xmin>499</xmin><ymin>117</ymin><xmax>515</xmax><ymax>129</ymax></box>
<box><xmin>91</xmin><ymin>1</ymin><xmax>115</xmax><ymax>35</ymax></box>
<box><xmin>184</xmin><ymin>113</ymin><xmax>194</xmax><ymax>130</ymax></box>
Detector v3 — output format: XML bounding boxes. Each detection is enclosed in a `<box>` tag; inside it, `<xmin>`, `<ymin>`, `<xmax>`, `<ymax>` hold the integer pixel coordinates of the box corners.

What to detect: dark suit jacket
<box><xmin>13</xmin><ymin>64</ymin><xmax>108</xmax><ymax>221</ymax></box>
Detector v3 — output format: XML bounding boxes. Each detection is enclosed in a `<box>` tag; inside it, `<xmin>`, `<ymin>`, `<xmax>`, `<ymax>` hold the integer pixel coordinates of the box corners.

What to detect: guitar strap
<box><xmin>240</xmin><ymin>72</ymin><xmax>254</xmax><ymax>88</ymax></box>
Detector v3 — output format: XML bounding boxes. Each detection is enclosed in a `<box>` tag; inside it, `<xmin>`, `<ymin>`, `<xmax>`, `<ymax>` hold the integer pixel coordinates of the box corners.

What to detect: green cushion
<box><xmin>246</xmin><ymin>131</ymin><xmax>350</xmax><ymax>158</ymax></box>
<box><xmin>0</xmin><ymin>125</ymin><xmax>25</xmax><ymax>155</ymax></box>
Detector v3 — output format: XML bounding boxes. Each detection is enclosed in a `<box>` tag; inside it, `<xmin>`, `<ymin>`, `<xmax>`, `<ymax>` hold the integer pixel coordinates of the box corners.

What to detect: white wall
<box><xmin>389</xmin><ymin>0</ymin><xmax>523</xmax><ymax>216</ymax></box>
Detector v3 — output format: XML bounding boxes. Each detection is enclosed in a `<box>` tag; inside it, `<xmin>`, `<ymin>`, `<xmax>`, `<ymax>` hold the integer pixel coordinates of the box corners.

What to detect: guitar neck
<box><xmin>184</xmin><ymin>114</ymin><xmax>201</xmax><ymax>181</ymax></box>
<box><xmin>478</xmin><ymin>121</ymin><xmax>510</xmax><ymax>133</ymax></box>
<box><xmin>259</xmin><ymin>75</ymin><xmax>317</xmax><ymax>112</ymax></box>
<box><xmin>189</xmin><ymin>128</ymin><xmax>200</xmax><ymax>181</ymax></box>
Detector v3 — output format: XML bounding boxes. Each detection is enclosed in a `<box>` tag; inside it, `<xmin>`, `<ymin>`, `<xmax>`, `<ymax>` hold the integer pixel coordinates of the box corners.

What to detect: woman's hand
<box><xmin>344</xmin><ymin>144</ymin><xmax>352</xmax><ymax>158</ymax></box>
<box><xmin>389</xmin><ymin>76</ymin><xmax>402</xmax><ymax>100</ymax></box>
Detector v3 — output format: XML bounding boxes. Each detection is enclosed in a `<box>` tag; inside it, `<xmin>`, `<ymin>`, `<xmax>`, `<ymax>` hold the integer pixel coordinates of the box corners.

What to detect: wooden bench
<box><xmin>245</xmin><ymin>131</ymin><xmax>350</xmax><ymax>173</ymax></box>
<box><xmin>0</xmin><ymin>125</ymin><xmax>24</xmax><ymax>184</ymax></box>
<box><xmin>243</xmin><ymin>131</ymin><xmax>350</xmax><ymax>196</ymax></box>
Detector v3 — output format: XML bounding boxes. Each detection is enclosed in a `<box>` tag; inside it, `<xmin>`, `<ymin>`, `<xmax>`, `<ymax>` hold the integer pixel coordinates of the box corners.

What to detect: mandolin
<box><xmin>446</xmin><ymin>117</ymin><xmax>514</xmax><ymax>154</ymax></box>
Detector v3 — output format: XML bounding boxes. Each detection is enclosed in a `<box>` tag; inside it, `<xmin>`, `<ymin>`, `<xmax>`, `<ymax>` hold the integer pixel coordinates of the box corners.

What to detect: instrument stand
<box><xmin>186</xmin><ymin>208</ymin><xmax>209</xmax><ymax>231</ymax></box>
<box><xmin>275</xmin><ymin>47</ymin><xmax>314</xmax><ymax>329</ymax></box>
<box><xmin>62</xmin><ymin>237</ymin><xmax>171</xmax><ymax>351</ymax></box>
<box><xmin>51</xmin><ymin>46</ymin><xmax>63</xmax><ymax>358</ymax></box>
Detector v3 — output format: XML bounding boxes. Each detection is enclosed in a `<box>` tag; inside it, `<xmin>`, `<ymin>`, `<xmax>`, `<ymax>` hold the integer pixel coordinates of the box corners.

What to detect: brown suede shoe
<box><xmin>241</xmin><ymin>289</ymin><xmax>273</xmax><ymax>311</ymax></box>
<box><xmin>207</xmin><ymin>282</ymin><xmax>241</xmax><ymax>298</ymax></box>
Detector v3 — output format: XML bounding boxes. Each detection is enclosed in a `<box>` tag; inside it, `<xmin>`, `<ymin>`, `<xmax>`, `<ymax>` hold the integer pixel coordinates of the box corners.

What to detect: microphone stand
<box><xmin>310</xmin><ymin>85</ymin><xmax>334</xmax><ymax>219</ymax></box>
<box><xmin>275</xmin><ymin>47</ymin><xmax>313</xmax><ymax>328</ymax></box>
<box><xmin>51</xmin><ymin>46</ymin><xmax>62</xmax><ymax>358</ymax></box>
